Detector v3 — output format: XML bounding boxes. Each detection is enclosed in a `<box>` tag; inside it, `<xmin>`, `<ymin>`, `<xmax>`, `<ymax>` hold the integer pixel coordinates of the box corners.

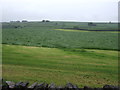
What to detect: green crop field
<box><xmin>2</xmin><ymin>22</ymin><xmax>119</xmax><ymax>50</ymax></box>
<box><xmin>2</xmin><ymin>21</ymin><xmax>119</xmax><ymax>87</ymax></box>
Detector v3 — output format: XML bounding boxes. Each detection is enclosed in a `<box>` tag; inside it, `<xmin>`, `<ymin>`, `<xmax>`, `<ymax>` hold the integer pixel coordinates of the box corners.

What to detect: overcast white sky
<box><xmin>0</xmin><ymin>0</ymin><xmax>119</xmax><ymax>22</ymax></box>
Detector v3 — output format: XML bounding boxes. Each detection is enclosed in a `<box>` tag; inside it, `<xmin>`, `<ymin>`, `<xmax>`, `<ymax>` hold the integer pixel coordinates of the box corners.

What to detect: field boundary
<box><xmin>2</xmin><ymin>80</ymin><xmax>120</xmax><ymax>89</ymax></box>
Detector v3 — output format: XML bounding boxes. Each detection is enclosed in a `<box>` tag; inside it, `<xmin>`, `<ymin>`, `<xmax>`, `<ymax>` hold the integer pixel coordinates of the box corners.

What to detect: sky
<box><xmin>0</xmin><ymin>0</ymin><xmax>119</xmax><ymax>22</ymax></box>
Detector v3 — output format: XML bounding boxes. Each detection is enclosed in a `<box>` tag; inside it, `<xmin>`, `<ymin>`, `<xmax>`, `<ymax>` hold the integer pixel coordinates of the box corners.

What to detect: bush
<box><xmin>88</xmin><ymin>22</ymin><xmax>96</xmax><ymax>26</ymax></box>
<box><xmin>73</xmin><ymin>26</ymin><xmax>79</xmax><ymax>29</ymax></box>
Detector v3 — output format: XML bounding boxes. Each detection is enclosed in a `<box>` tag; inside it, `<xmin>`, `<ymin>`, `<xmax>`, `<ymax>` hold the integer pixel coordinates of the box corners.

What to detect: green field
<box><xmin>2</xmin><ymin>22</ymin><xmax>119</xmax><ymax>50</ymax></box>
<box><xmin>2</xmin><ymin>21</ymin><xmax>119</xmax><ymax>87</ymax></box>
<box><xmin>2</xmin><ymin>44</ymin><xmax>118</xmax><ymax>87</ymax></box>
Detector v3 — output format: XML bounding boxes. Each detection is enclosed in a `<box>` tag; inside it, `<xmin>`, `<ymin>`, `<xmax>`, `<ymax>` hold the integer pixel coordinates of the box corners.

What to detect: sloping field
<box><xmin>2</xmin><ymin>22</ymin><xmax>119</xmax><ymax>50</ymax></box>
<box><xmin>2</xmin><ymin>45</ymin><xmax>118</xmax><ymax>87</ymax></box>
<box><xmin>2</xmin><ymin>22</ymin><xmax>119</xmax><ymax>87</ymax></box>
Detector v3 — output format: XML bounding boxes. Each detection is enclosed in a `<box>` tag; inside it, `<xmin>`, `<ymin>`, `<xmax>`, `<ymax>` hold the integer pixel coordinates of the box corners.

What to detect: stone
<box><xmin>103</xmin><ymin>85</ymin><xmax>119</xmax><ymax>90</ymax></box>
<box><xmin>65</xmin><ymin>83</ymin><xmax>73</xmax><ymax>88</ymax></box>
<box><xmin>56</xmin><ymin>86</ymin><xmax>63</xmax><ymax>90</ymax></box>
<box><xmin>28</xmin><ymin>82</ymin><xmax>38</xmax><ymax>88</ymax></box>
<box><xmin>37</xmin><ymin>82</ymin><xmax>44</xmax><ymax>87</ymax></box>
<box><xmin>48</xmin><ymin>83</ymin><xmax>56</xmax><ymax>88</ymax></box>
<box><xmin>34</xmin><ymin>82</ymin><xmax>45</xmax><ymax>90</ymax></box>
<box><xmin>20</xmin><ymin>82</ymin><xmax>29</xmax><ymax>87</ymax></box>
<box><xmin>6</xmin><ymin>81</ymin><xmax>15</xmax><ymax>88</ymax></box>
<box><xmin>15</xmin><ymin>82</ymin><xmax>23</xmax><ymax>88</ymax></box>
<box><xmin>44</xmin><ymin>83</ymin><xmax>48</xmax><ymax>88</ymax></box>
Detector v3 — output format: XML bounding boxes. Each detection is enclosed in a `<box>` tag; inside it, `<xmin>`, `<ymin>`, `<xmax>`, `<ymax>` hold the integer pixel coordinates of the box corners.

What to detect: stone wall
<box><xmin>1</xmin><ymin>81</ymin><xmax>119</xmax><ymax>90</ymax></box>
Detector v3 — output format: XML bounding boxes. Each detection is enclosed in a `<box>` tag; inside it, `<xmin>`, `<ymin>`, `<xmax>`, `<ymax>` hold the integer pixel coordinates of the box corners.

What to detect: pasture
<box><xmin>2</xmin><ymin>22</ymin><xmax>119</xmax><ymax>50</ymax></box>
<box><xmin>2</xmin><ymin>21</ymin><xmax>119</xmax><ymax>87</ymax></box>
<box><xmin>2</xmin><ymin>44</ymin><xmax>118</xmax><ymax>87</ymax></box>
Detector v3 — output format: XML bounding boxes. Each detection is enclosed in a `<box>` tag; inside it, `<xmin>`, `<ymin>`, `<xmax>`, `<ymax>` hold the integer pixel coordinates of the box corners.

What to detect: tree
<box><xmin>88</xmin><ymin>22</ymin><xmax>96</xmax><ymax>26</ymax></box>
<box><xmin>46</xmin><ymin>20</ymin><xmax>50</xmax><ymax>22</ymax></box>
<box><xmin>42</xmin><ymin>20</ymin><xmax>45</xmax><ymax>22</ymax></box>
<box><xmin>22</xmin><ymin>20</ymin><xmax>28</xmax><ymax>22</ymax></box>
<box><xmin>73</xmin><ymin>26</ymin><xmax>79</xmax><ymax>29</ymax></box>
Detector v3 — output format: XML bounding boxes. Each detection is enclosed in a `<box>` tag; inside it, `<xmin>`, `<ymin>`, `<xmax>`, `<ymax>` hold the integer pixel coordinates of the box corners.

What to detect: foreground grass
<box><xmin>2</xmin><ymin>44</ymin><xmax>118</xmax><ymax>87</ymax></box>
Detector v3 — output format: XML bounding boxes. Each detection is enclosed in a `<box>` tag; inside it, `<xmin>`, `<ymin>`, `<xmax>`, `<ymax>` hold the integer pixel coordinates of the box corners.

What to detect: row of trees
<box><xmin>42</xmin><ymin>20</ymin><xmax>50</xmax><ymax>22</ymax></box>
<box><xmin>10</xmin><ymin>20</ymin><xmax>51</xmax><ymax>22</ymax></box>
<box><xmin>10</xmin><ymin>20</ymin><xmax>28</xmax><ymax>23</ymax></box>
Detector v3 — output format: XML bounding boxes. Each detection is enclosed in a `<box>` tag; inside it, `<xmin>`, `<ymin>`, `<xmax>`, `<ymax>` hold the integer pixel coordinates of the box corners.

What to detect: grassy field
<box><xmin>2</xmin><ymin>21</ymin><xmax>119</xmax><ymax>87</ymax></box>
<box><xmin>2</xmin><ymin>44</ymin><xmax>118</xmax><ymax>87</ymax></box>
<box><xmin>2</xmin><ymin>22</ymin><xmax>119</xmax><ymax>50</ymax></box>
